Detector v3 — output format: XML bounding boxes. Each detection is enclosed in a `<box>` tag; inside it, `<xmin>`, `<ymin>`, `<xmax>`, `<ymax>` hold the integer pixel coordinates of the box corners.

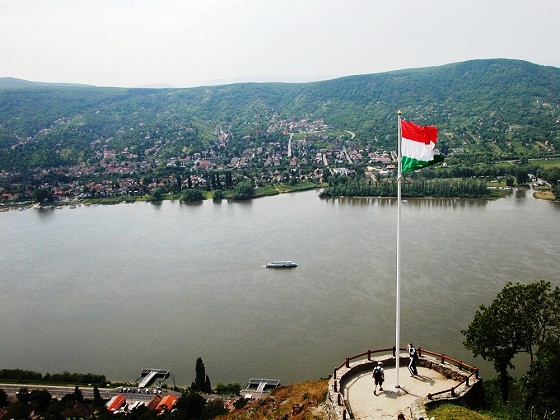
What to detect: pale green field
<box><xmin>529</xmin><ymin>158</ymin><xmax>560</xmax><ymax>168</ymax></box>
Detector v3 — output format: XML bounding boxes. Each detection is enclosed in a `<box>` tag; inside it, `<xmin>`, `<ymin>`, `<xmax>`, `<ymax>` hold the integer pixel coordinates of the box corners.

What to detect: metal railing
<box><xmin>417</xmin><ymin>348</ymin><xmax>479</xmax><ymax>400</ymax></box>
<box><xmin>332</xmin><ymin>347</ymin><xmax>396</xmax><ymax>420</ymax></box>
<box><xmin>333</xmin><ymin>347</ymin><xmax>396</xmax><ymax>379</ymax></box>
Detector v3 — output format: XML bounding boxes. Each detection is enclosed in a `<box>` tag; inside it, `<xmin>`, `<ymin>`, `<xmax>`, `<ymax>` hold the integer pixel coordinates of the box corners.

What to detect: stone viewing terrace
<box><xmin>324</xmin><ymin>347</ymin><xmax>483</xmax><ymax>420</ymax></box>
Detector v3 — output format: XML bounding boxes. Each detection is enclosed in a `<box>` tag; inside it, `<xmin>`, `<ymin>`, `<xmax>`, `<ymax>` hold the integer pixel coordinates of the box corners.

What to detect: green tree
<box><xmin>176</xmin><ymin>391</ymin><xmax>206</xmax><ymax>418</ymax></box>
<box><xmin>176</xmin><ymin>175</ymin><xmax>182</xmax><ymax>192</ymax></box>
<box><xmin>197</xmin><ymin>360</ymin><xmax>211</xmax><ymax>394</ymax></box>
<box><xmin>0</xmin><ymin>389</ymin><xmax>8</xmax><ymax>408</ymax></box>
<box><xmin>93</xmin><ymin>385</ymin><xmax>104</xmax><ymax>407</ymax></box>
<box><xmin>44</xmin><ymin>400</ymin><xmax>66</xmax><ymax>420</ymax></box>
<box><xmin>212</xmin><ymin>190</ymin><xmax>223</xmax><ymax>201</ymax></box>
<box><xmin>521</xmin><ymin>336</ymin><xmax>560</xmax><ymax>416</ymax></box>
<box><xmin>554</xmin><ymin>183</ymin><xmax>560</xmax><ymax>201</ymax></box>
<box><xmin>59</xmin><ymin>393</ymin><xmax>76</xmax><ymax>407</ymax></box>
<box><xmin>150</xmin><ymin>187</ymin><xmax>163</xmax><ymax>202</ymax></box>
<box><xmin>233</xmin><ymin>396</ymin><xmax>248</xmax><ymax>410</ymax></box>
<box><xmin>191</xmin><ymin>357</ymin><xmax>212</xmax><ymax>393</ymax></box>
<box><xmin>205</xmin><ymin>375</ymin><xmax>211</xmax><ymax>394</ymax></box>
<box><xmin>29</xmin><ymin>389</ymin><xmax>52</xmax><ymax>413</ymax></box>
<box><xmin>16</xmin><ymin>387</ymin><xmax>30</xmax><ymax>405</ymax></box>
<box><xmin>232</xmin><ymin>181</ymin><xmax>254</xmax><ymax>200</ymax></box>
<box><xmin>215</xmin><ymin>383</ymin><xmax>241</xmax><ymax>395</ymax></box>
<box><xmin>541</xmin><ymin>167</ymin><xmax>560</xmax><ymax>187</ymax></box>
<box><xmin>515</xmin><ymin>168</ymin><xmax>529</xmax><ymax>185</ymax></box>
<box><xmin>201</xmin><ymin>399</ymin><xmax>227</xmax><ymax>419</ymax></box>
<box><xmin>7</xmin><ymin>401</ymin><xmax>32</xmax><ymax>420</ymax></box>
<box><xmin>73</xmin><ymin>385</ymin><xmax>83</xmax><ymax>403</ymax></box>
<box><xmin>182</xmin><ymin>188</ymin><xmax>203</xmax><ymax>202</ymax></box>
<box><xmin>32</xmin><ymin>187</ymin><xmax>52</xmax><ymax>203</ymax></box>
<box><xmin>462</xmin><ymin>281</ymin><xmax>560</xmax><ymax>403</ymax></box>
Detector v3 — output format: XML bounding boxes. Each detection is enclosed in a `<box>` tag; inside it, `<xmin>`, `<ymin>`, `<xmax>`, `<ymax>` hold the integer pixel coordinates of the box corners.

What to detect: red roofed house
<box><xmin>106</xmin><ymin>394</ymin><xmax>126</xmax><ymax>412</ymax></box>
<box><xmin>156</xmin><ymin>394</ymin><xmax>178</xmax><ymax>412</ymax></box>
<box><xmin>146</xmin><ymin>394</ymin><xmax>163</xmax><ymax>411</ymax></box>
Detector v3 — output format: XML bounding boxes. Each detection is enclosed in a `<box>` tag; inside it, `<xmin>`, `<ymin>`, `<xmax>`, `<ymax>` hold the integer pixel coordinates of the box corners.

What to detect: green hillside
<box><xmin>0</xmin><ymin>58</ymin><xmax>559</xmax><ymax>172</ymax></box>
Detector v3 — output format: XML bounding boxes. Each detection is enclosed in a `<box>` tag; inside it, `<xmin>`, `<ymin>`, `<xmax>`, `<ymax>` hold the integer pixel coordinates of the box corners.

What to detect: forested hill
<box><xmin>1</xmin><ymin>58</ymin><xmax>559</xmax><ymax>171</ymax></box>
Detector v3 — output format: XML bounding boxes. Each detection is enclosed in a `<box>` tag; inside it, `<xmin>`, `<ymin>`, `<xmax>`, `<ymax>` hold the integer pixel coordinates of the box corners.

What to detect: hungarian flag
<box><xmin>401</xmin><ymin>120</ymin><xmax>444</xmax><ymax>173</ymax></box>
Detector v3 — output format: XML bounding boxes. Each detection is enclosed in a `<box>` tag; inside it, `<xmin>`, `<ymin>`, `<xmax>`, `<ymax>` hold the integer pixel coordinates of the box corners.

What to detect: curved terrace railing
<box><xmin>418</xmin><ymin>348</ymin><xmax>478</xmax><ymax>399</ymax></box>
<box><xmin>329</xmin><ymin>346</ymin><xmax>479</xmax><ymax>420</ymax></box>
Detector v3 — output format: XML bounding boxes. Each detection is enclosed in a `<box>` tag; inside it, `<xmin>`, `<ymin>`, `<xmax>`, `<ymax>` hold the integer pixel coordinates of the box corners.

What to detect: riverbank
<box><xmin>0</xmin><ymin>182</ymin><xmax>324</xmax><ymax>211</ymax></box>
<box><xmin>0</xmin><ymin>184</ymin><xmax>517</xmax><ymax>213</ymax></box>
<box><xmin>6</xmin><ymin>180</ymin><xmax>551</xmax><ymax>213</ymax></box>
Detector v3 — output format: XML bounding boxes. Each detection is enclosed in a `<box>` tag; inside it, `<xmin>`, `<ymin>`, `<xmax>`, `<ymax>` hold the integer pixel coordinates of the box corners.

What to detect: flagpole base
<box><xmin>391</xmin><ymin>385</ymin><xmax>407</xmax><ymax>395</ymax></box>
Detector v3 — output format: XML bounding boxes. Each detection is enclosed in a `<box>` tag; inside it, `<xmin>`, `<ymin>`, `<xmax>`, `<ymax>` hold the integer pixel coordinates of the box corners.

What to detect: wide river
<box><xmin>1</xmin><ymin>188</ymin><xmax>559</xmax><ymax>387</ymax></box>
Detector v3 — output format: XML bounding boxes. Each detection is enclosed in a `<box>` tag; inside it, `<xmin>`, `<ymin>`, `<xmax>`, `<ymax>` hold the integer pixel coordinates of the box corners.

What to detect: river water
<box><xmin>1</xmin><ymin>188</ymin><xmax>559</xmax><ymax>386</ymax></box>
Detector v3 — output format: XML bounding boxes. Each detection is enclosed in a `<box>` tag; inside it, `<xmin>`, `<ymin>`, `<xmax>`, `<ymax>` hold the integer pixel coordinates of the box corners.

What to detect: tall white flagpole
<box><xmin>395</xmin><ymin>110</ymin><xmax>403</xmax><ymax>388</ymax></box>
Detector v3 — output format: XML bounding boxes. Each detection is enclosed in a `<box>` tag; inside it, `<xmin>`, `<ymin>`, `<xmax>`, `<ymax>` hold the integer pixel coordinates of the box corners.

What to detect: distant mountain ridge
<box><xmin>0</xmin><ymin>77</ymin><xmax>93</xmax><ymax>88</ymax></box>
<box><xmin>0</xmin><ymin>58</ymin><xmax>559</xmax><ymax>171</ymax></box>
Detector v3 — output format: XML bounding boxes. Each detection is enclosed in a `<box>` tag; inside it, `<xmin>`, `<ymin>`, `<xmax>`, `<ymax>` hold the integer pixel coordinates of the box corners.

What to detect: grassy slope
<box><xmin>427</xmin><ymin>404</ymin><xmax>494</xmax><ymax>419</ymax></box>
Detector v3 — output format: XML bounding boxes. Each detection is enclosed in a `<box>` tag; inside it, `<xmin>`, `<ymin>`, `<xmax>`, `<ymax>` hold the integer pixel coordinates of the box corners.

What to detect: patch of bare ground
<box><xmin>216</xmin><ymin>379</ymin><xmax>329</xmax><ymax>420</ymax></box>
<box><xmin>533</xmin><ymin>190</ymin><xmax>556</xmax><ymax>200</ymax></box>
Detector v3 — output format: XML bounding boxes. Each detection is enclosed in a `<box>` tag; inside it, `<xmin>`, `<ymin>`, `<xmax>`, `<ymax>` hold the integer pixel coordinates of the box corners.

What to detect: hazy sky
<box><xmin>2</xmin><ymin>0</ymin><xmax>559</xmax><ymax>88</ymax></box>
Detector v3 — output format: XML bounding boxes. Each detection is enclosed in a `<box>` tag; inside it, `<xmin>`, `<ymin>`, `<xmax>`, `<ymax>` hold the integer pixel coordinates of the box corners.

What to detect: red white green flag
<box><xmin>401</xmin><ymin>120</ymin><xmax>444</xmax><ymax>173</ymax></box>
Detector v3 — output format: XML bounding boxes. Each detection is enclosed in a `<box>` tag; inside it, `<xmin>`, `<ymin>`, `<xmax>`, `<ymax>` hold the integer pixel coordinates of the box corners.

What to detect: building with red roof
<box><xmin>146</xmin><ymin>394</ymin><xmax>163</xmax><ymax>411</ymax></box>
<box><xmin>106</xmin><ymin>394</ymin><xmax>126</xmax><ymax>412</ymax></box>
<box><xmin>156</xmin><ymin>394</ymin><xmax>178</xmax><ymax>412</ymax></box>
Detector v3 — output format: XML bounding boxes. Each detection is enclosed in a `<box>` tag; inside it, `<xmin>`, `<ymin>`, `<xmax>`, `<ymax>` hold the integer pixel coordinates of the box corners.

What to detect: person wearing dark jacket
<box><xmin>407</xmin><ymin>343</ymin><xmax>418</xmax><ymax>376</ymax></box>
<box><xmin>372</xmin><ymin>361</ymin><xmax>385</xmax><ymax>394</ymax></box>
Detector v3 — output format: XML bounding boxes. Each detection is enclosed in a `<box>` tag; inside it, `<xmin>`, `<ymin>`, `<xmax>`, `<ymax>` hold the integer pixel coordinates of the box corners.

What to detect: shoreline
<box><xmin>1</xmin><ymin>185</ymin><xmax>556</xmax><ymax>213</ymax></box>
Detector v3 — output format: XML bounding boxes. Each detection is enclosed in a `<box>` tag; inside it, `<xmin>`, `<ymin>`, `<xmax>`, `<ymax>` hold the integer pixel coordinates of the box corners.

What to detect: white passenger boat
<box><xmin>266</xmin><ymin>261</ymin><xmax>297</xmax><ymax>268</ymax></box>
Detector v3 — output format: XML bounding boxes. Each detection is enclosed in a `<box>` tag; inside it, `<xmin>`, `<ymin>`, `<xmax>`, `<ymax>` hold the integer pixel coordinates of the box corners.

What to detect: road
<box><xmin>288</xmin><ymin>133</ymin><xmax>293</xmax><ymax>157</ymax></box>
<box><xmin>342</xmin><ymin>131</ymin><xmax>355</xmax><ymax>164</ymax></box>
<box><xmin>0</xmin><ymin>383</ymin><xmax>177</xmax><ymax>404</ymax></box>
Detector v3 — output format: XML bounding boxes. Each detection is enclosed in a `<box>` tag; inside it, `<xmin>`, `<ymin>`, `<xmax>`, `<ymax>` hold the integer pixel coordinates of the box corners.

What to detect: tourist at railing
<box><xmin>407</xmin><ymin>343</ymin><xmax>418</xmax><ymax>376</ymax></box>
<box><xmin>372</xmin><ymin>362</ymin><xmax>385</xmax><ymax>395</ymax></box>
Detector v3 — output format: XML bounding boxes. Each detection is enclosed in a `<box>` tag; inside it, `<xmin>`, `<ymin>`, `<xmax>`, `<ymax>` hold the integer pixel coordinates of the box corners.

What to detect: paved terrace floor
<box><xmin>343</xmin><ymin>365</ymin><xmax>460</xmax><ymax>419</ymax></box>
